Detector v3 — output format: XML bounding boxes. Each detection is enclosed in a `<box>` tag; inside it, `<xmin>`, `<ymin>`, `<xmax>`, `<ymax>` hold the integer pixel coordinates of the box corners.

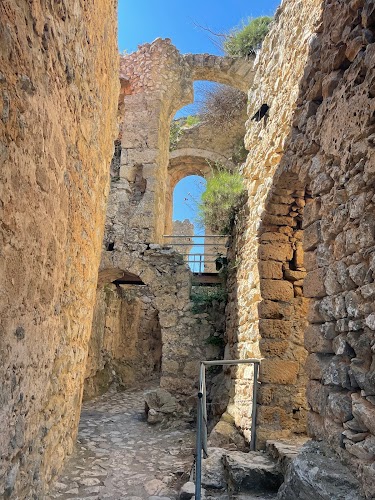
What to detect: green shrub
<box><xmin>197</xmin><ymin>166</ymin><xmax>245</xmax><ymax>234</ymax></box>
<box><xmin>184</xmin><ymin>115</ymin><xmax>200</xmax><ymax>127</ymax></box>
<box><xmin>224</xmin><ymin>16</ymin><xmax>273</xmax><ymax>58</ymax></box>
<box><xmin>190</xmin><ymin>286</ymin><xmax>227</xmax><ymax>313</ymax></box>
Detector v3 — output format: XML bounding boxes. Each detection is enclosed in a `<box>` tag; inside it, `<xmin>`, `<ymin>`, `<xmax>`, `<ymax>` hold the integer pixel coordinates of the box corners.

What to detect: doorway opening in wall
<box><xmin>83</xmin><ymin>279</ymin><xmax>162</xmax><ymax>401</ymax></box>
<box><xmin>170</xmin><ymin>174</ymin><xmax>207</xmax><ymax>273</ymax></box>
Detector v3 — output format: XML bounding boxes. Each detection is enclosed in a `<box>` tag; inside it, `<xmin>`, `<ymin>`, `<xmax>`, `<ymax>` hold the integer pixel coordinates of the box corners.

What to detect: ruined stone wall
<box><xmin>228</xmin><ymin>0</ymin><xmax>375</xmax><ymax>496</ymax></box>
<box><xmin>226</xmin><ymin>0</ymin><xmax>323</xmax><ymax>446</ymax></box>
<box><xmin>0</xmin><ymin>1</ymin><xmax>118</xmax><ymax>497</ymax></box>
<box><xmin>115</xmin><ymin>40</ymin><xmax>254</xmax><ymax>244</ymax></box>
<box><xmin>99</xmin><ymin>245</ymin><xmax>225</xmax><ymax>396</ymax></box>
<box><xmin>84</xmin><ymin>284</ymin><xmax>162</xmax><ymax>399</ymax></box>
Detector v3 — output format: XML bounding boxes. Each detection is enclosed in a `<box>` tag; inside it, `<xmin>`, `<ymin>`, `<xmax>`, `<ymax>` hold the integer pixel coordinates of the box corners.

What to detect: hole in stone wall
<box><xmin>251</xmin><ymin>103</ymin><xmax>270</xmax><ymax>122</ymax></box>
<box><xmin>107</xmin><ymin>242</ymin><xmax>115</xmax><ymax>251</ymax></box>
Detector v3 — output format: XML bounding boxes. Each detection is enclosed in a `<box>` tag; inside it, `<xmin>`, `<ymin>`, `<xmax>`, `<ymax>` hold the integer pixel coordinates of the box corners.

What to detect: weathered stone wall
<box><xmin>98</xmin><ymin>245</ymin><xmax>224</xmax><ymax>396</ymax></box>
<box><xmin>84</xmin><ymin>284</ymin><xmax>162</xmax><ymax>399</ymax></box>
<box><xmin>116</xmin><ymin>39</ymin><xmax>254</xmax><ymax>244</ymax></box>
<box><xmin>228</xmin><ymin>0</ymin><xmax>375</xmax><ymax>496</ymax></box>
<box><xmin>0</xmin><ymin>1</ymin><xmax>118</xmax><ymax>497</ymax></box>
<box><xmin>226</xmin><ymin>0</ymin><xmax>323</xmax><ymax>446</ymax></box>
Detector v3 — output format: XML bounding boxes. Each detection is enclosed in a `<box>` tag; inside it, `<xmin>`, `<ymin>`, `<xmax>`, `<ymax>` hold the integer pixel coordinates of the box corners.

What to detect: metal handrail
<box><xmin>163</xmin><ymin>234</ymin><xmax>227</xmax><ymax>238</ymax></box>
<box><xmin>163</xmin><ymin>235</ymin><xmax>227</xmax><ymax>274</ymax></box>
<box><xmin>195</xmin><ymin>359</ymin><xmax>262</xmax><ymax>500</ymax></box>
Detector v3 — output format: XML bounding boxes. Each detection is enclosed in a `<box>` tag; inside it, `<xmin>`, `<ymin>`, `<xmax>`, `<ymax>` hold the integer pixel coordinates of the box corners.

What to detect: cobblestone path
<box><xmin>50</xmin><ymin>387</ymin><xmax>195</xmax><ymax>500</ymax></box>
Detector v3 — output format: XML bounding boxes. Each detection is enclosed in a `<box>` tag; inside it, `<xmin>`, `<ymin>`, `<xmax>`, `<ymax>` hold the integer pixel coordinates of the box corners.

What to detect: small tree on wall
<box><xmin>197</xmin><ymin>163</ymin><xmax>245</xmax><ymax>235</ymax></box>
<box><xmin>224</xmin><ymin>16</ymin><xmax>273</xmax><ymax>58</ymax></box>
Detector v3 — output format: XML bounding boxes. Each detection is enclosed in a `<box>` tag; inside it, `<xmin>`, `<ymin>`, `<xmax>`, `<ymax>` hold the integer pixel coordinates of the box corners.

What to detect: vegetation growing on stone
<box><xmin>169</xmin><ymin>115</ymin><xmax>200</xmax><ymax>151</ymax></box>
<box><xmin>224</xmin><ymin>16</ymin><xmax>273</xmax><ymax>58</ymax></box>
<box><xmin>198</xmin><ymin>84</ymin><xmax>247</xmax><ymax>130</ymax></box>
<box><xmin>197</xmin><ymin>165</ymin><xmax>245</xmax><ymax>234</ymax></box>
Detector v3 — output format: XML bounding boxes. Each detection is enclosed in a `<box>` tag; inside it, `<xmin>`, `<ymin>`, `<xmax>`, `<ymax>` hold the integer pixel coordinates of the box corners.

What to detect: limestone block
<box><xmin>260</xmin><ymin>339</ymin><xmax>290</xmax><ymax>358</ymax></box>
<box><xmin>259</xmin><ymin>319</ymin><xmax>293</xmax><ymax>339</ymax></box>
<box><xmin>304</xmin><ymin>353</ymin><xmax>333</xmax><ymax>380</ymax></box>
<box><xmin>351</xmin><ymin>393</ymin><xmax>375</xmax><ymax>436</ymax></box>
<box><xmin>304</xmin><ymin>325</ymin><xmax>333</xmax><ymax>353</ymax></box>
<box><xmin>284</xmin><ymin>269</ymin><xmax>306</xmax><ymax>281</ymax></box>
<box><xmin>303</xmin><ymin>250</ymin><xmax>318</xmax><ymax>271</ymax></box>
<box><xmin>259</xmin><ymin>261</ymin><xmax>284</xmax><ymax>279</ymax></box>
<box><xmin>322</xmin><ymin>70</ymin><xmax>344</xmax><ymax>98</ymax></box>
<box><xmin>327</xmin><ymin>392</ymin><xmax>353</xmax><ymax>423</ymax></box>
<box><xmin>324</xmin><ymin>267</ymin><xmax>343</xmax><ymax>295</ymax></box>
<box><xmin>259</xmin><ymin>242</ymin><xmax>293</xmax><ymax>262</ymax></box>
<box><xmin>306</xmin><ymin>380</ymin><xmax>330</xmax><ymax>414</ymax></box>
<box><xmin>223</xmin><ymin>450</ymin><xmax>283</xmax><ymax>493</ymax></box>
<box><xmin>303</xmin><ymin>267</ymin><xmax>326</xmax><ymax>298</ymax></box>
<box><xmin>262</xmin><ymin>214</ymin><xmax>297</xmax><ymax>227</ymax></box>
<box><xmin>260</xmin><ymin>232</ymin><xmax>290</xmax><ymax>242</ymax></box>
<box><xmin>260</xmin><ymin>279</ymin><xmax>294</xmax><ymax>301</ymax></box>
<box><xmin>267</xmin><ymin>203</ymin><xmax>292</xmax><ymax>216</ymax></box>
<box><xmin>207</xmin><ymin>420</ymin><xmax>248</xmax><ymax>452</ymax></box>
<box><xmin>307</xmin><ymin>300</ymin><xmax>325</xmax><ymax>323</ymax></box>
<box><xmin>277</xmin><ymin>441</ymin><xmax>365</xmax><ymax>500</ymax></box>
<box><xmin>260</xmin><ymin>359</ymin><xmax>299</xmax><ymax>384</ymax></box>
<box><xmin>303</xmin><ymin>220</ymin><xmax>321</xmax><ymax>251</ymax></box>
<box><xmin>322</xmin><ymin>357</ymin><xmax>351</xmax><ymax>389</ymax></box>
<box><xmin>259</xmin><ymin>300</ymin><xmax>293</xmax><ymax>320</ymax></box>
<box><xmin>201</xmin><ymin>447</ymin><xmax>226</xmax><ymax>490</ymax></box>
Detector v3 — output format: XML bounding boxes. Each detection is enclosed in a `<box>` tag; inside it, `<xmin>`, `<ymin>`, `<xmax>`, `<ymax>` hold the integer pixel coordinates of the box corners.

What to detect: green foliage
<box><xmin>224</xmin><ymin>16</ymin><xmax>273</xmax><ymax>58</ymax></box>
<box><xmin>184</xmin><ymin>115</ymin><xmax>200</xmax><ymax>127</ymax></box>
<box><xmin>169</xmin><ymin>115</ymin><xmax>200</xmax><ymax>151</ymax></box>
<box><xmin>169</xmin><ymin>120</ymin><xmax>183</xmax><ymax>151</ymax></box>
<box><xmin>197</xmin><ymin>166</ymin><xmax>245</xmax><ymax>234</ymax></box>
<box><xmin>190</xmin><ymin>286</ymin><xmax>227</xmax><ymax>313</ymax></box>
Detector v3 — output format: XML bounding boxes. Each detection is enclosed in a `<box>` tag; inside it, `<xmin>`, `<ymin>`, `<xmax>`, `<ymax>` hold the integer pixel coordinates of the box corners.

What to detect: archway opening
<box><xmin>171</xmin><ymin>174</ymin><xmax>206</xmax><ymax>272</ymax></box>
<box><xmin>84</xmin><ymin>271</ymin><xmax>162</xmax><ymax>400</ymax></box>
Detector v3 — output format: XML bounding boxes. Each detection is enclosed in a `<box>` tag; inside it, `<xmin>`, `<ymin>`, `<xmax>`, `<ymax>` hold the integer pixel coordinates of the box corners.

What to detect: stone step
<box><xmin>265</xmin><ymin>436</ymin><xmax>310</xmax><ymax>475</ymax></box>
<box><xmin>199</xmin><ymin>447</ymin><xmax>282</xmax><ymax>498</ymax></box>
<box><xmin>223</xmin><ymin>451</ymin><xmax>283</xmax><ymax>495</ymax></box>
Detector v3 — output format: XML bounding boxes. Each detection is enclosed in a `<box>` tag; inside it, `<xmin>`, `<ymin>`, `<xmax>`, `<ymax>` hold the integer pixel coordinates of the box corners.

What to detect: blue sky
<box><xmin>118</xmin><ymin>0</ymin><xmax>280</xmax><ymax>55</ymax></box>
<box><xmin>118</xmin><ymin>0</ymin><xmax>280</xmax><ymax>230</ymax></box>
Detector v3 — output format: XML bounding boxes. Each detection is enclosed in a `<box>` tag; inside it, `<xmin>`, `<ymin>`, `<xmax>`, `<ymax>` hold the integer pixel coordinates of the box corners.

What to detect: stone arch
<box><xmin>184</xmin><ymin>54</ymin><xmax>255</xmax><ymax>92</ymax></box>
<box><xmin>98</xmin><ymin>249</ymin><xmax>207</xmax><ymax>395</ymax></box>
<box><xmin>165</xmin><ymin>149</ymin><xmax>235</xmax><ymax>236</ymax></box>
<box><xmin>116</xmin><ymin>39</ymin><xmax>253</xmax><ymax>244</ymax></box>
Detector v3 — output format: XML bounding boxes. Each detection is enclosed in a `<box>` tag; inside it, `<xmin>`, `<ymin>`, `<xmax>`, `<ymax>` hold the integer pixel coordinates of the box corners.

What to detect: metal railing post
<box><xmin>194</xmin><ymin>358</ymin><xmax>262</xmax><ymax>496</ymax></box>
<box><xmin>195</xmin><ymin>362</ymin><xmax>205</xmax><ymax>500</ymax></box>
<box><xmin>195</xmin><ymin>391</ymin><xmax>203</xmax><ymax>500</ymax></box>
<box><xmin>201</xmin><ymin>364</ymin><xmax>208</xmax><ymax>458</ymax></box>
<box><xmin>250</xmin><ymin>362</ymin><xmax>259</xmax><ymax>451</ymax></box>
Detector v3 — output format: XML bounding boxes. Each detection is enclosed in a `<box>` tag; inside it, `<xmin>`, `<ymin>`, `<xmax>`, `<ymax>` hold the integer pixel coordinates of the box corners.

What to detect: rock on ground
<box><xmin>277</xmin><ymin>441</ymin><xmax>365</xmax><ymax>500</ymax></box>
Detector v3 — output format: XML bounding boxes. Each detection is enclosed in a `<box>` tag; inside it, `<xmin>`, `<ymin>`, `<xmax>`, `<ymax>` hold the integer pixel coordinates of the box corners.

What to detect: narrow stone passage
<box><xmin>50</xmin><ymin>387</ymin><xmax>195</xmax><ymax>500</ymax></box>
